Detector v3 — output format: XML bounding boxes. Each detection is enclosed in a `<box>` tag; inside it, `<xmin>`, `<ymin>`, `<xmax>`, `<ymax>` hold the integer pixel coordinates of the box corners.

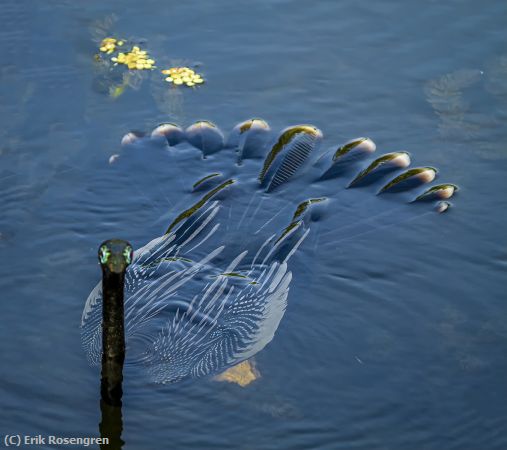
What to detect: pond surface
<box><xmin>1</xmin><ymin>0</ymin><xmax>506</xmax><ymax>449</ymax></box>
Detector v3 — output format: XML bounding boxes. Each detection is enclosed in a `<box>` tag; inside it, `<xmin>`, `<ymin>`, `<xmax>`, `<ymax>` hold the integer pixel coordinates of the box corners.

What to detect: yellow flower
<box><xmin>99</xmin><ymin>37</ymin><xmax>119</xmax><ymax>53</ymax></box>
<box><xmin>161</xmin><ymin>66</ymin><xmax>205</xmax><ymax>86</ymax></box>
<box><xmin>109</xmin><ymin>44</ymin><xmax>156</xmax><ymax>70</ymax></box>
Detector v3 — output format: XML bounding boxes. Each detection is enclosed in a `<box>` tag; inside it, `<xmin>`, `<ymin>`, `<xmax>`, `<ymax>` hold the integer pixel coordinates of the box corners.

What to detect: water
<box><xmin>1</xmin><ymin>0</ymin><xmax>506</xmax><ymax>449</ymax></box>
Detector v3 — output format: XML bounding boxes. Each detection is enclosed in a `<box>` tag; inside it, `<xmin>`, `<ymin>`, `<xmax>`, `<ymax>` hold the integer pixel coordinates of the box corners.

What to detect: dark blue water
<box><xmin>1</xmin><ymin>1</ymin><xmax>506</xmax><ymax>449</ymax></box>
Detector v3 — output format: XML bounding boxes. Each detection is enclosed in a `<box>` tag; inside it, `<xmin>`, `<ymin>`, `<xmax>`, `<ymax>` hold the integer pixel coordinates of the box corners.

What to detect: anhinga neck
<box><xmin>101</xmin><ymin>268</ymin><xmax>126</xmax><ymax>406</ymax></box>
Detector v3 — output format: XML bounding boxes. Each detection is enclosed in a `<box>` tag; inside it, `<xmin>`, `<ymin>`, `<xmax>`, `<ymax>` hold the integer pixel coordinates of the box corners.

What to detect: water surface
<box><xmin>0</xmin><ymin>0</ymin><xmax>506</xmax><ymax>449</ymax></box>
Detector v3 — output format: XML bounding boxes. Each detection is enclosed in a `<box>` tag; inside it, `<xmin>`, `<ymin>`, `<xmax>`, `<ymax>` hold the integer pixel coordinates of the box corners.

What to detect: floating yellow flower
<box><xmin>111</xmin><ymin>45</ymin><xmax>155</xmax><ymax>70</ymax></box>
<box><xmin>161</xmin><ymin>67</ymin><xmax>204</xmax><ymax>87</ymax></box>
<box><xmin>99</xmin><ymin>37</ymin><xmax>121</xmax><ymax>54</ymax></box>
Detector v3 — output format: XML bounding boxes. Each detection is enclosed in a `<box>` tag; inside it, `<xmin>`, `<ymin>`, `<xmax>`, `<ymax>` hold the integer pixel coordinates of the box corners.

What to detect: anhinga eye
<box><xmin>123</xmin><ymin>246</ymin><xmax>133</xmax><ymax>265</ymax></box>
<box><xmin>99</xmin><ymin>246</ymin><xmax>111</xmax><ymax>264</ymax></box>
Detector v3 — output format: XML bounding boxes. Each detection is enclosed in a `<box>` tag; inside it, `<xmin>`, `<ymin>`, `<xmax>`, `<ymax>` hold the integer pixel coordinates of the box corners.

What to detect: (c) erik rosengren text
<box><xmin>3</xmin><ymin>435</ymin><xmax>109</xmax><ymax>447</ymax></box>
